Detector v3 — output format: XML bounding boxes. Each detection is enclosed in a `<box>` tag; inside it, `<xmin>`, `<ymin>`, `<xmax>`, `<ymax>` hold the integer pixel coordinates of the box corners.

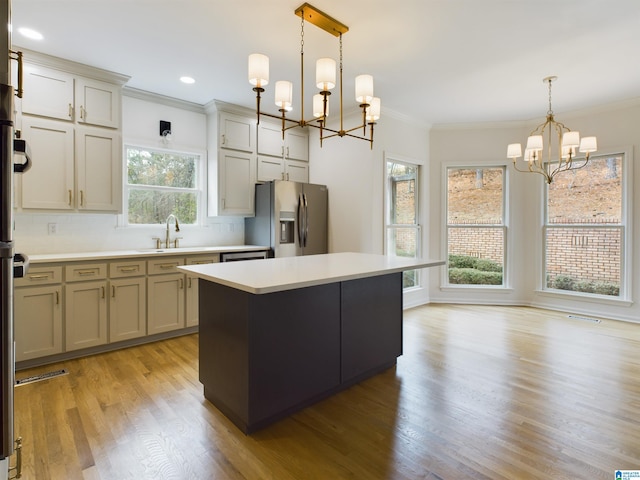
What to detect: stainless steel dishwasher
<box><xmin>220</xmin><ymin>250</ymin><xmax>268</xmax><ymax>262</ymax></box>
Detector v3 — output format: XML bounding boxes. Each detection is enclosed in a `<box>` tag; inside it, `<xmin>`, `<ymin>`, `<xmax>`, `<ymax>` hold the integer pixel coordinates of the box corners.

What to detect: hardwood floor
<box><xmin>12</xmin><ymin>304</ymin><xmax>640</xmax><ymax>479</ymax></box>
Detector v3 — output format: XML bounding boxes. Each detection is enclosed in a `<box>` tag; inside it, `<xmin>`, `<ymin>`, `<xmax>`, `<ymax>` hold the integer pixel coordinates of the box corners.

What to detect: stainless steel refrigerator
<box><xmin>245</xmin><ymin>180</ymin><xmax>328</xmax><ymax>257</ymax></box>
<box><xmin>1</xmin><ymin>0</ymin><xmax>30</xmax><ymax>464</ymax></box>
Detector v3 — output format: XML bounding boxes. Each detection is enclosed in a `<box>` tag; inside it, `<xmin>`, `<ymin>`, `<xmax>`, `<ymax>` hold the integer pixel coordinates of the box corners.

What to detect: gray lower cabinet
<box><xmin>147</xmin><ymin>273</ymin><xmax>185</xmax><ymax>335</ymax></box>
<box><xmin>109</xmin><ymin>260</ymin><xmax>147</xmax><ymax>342</ymax></box>
<box><xmin>14</xmin><ymin>284</ymin><xmax>63</xmax><ymax>362</ymax></box>
<box><xmin>109</xmin><ymin>277</ymin><xmax>146</xmax><ymax>342</ymax></box>
<box><xmin>13</xmin><ymin>251</ymin><xmax>224</xmax><ymax>367</ymax></box>
<box><xmin>14</xmin><ymin>265</ymin><xmax>63</xmax><ymax>362</ymax></box>
<box><xmin>64</xmin><ymin>263</ymin><xmax>109</xmax><ymax>351</ymax></box>
<box><xmin>147</xmin><ymin>257</ymin><xmax>186</xmax><ymax>335</ymax></box>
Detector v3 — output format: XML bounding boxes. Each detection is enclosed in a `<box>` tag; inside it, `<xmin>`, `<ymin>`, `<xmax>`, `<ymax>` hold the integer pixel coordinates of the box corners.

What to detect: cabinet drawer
<box><xmin>15</xmin><ymin>265</ymin><xmax>62</xmax><ymax>287</ymax></box>
<box><xmin>109</xmin><ymin>260</ymin><xmax>146</xmax><ymax>278</ymax></box>
<box><xmin>147</xmin><ymin>257</ymin><xmax>185</xmax><ymax>275</ymax></box>
<box><xmin>65</xmin><ymin>263</ymin><xmax>107</xmax><ymax>282</ymax></box>
<box><xmin>186</xmin><ymin>254</ymin><xmax>220</xmax><ymax>266</ymax></box>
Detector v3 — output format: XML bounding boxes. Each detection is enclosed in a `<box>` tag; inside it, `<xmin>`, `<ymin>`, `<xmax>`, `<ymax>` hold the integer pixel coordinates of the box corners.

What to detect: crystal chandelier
<box><xmin>248</xmin><ymin>3</ymin><xmax>381</xmax><ymax>149</ymax></box>
<box><xmin>507</xmin><ymin>76</ymin><xmax>597</xmax><ymax>184</ymax></box>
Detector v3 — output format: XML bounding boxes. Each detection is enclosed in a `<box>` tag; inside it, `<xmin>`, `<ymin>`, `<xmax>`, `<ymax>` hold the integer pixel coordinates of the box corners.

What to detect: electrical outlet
<box><xmin>48</xmin><ymin>223</ymin><xmax>58</xmax><ymax>235</ymax></box>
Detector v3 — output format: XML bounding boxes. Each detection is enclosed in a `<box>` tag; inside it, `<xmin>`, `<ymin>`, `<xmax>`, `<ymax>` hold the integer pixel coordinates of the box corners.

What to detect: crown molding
<box><xmin>431</xmin><ymin>97</ymin><xmax>640</xmax><ymax>132</ymax></box>
<box><xmin>123</xmin><ymin>87</ymin><xmax>206</xmax><ymax>114</ymax></box>
<box><xmin>14</xmin><ymin>47</ymin><xmax>130</xmax><ymax>85</ymax></box>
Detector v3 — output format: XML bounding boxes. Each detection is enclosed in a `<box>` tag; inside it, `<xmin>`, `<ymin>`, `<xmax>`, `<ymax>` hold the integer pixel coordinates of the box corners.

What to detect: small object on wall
<box><xmin>160</xmin><ymin>120</ymin><xmax>172</xmax><ymax>145</ymax></box>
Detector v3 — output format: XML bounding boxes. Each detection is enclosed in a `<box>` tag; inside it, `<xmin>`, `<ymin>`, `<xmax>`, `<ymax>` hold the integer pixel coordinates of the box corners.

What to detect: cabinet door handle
<box><xmin>80</xmin><ymin>105</ymin><xmax>85</xmax><ymax>120</ymax></box>
<box><xmin>68</xmin><ymin>103</ymin><xmax>73</xmax><ymax>119</ymax></box>
<box><xmin>28</xmin><ymin>273</ymin><xmax>50</xmax><ymax>280</ymax></box>
<box><xmin>188</xmin><ymin>277</ymin><xmax>192</xmax><ymax>289</ymax></box>
<box><xmin>112</xmin><ymin>285</ymin><xmax>116</xmax><ymax>298</ymax></box>
<box><xmin>118</xmin><ymin>266</ymin><xmax>138</xmax><ymax>273</ymax></box>
<box><xmin>68</xmin><ymin>189</ymin><xmax>73</xmax><ymax>206</ymax></box>
<box><xmin>179</xmin><ymin>278</ymin><xmax>184</xmax><ymax>290</ymax></box>
<box><xmin>159</xmin><ymin>264</ymin><xmax>175</xmax><ymax>270</ymax></box>
<box><xmin>55</xmin><ymin>290</ymin><xmax>60</xmax><ymax>305</ymax></box>
<box><xmin>77</xmin><ymin>270</ymin><xmax>97</xmax><ymax>276</ymax></box>
<box><xmin>286</xmin><ymin>146</ymin><xmax>290</xmax><ymax>158</ymax></box>
<box><xmin>80</xmin><ymin>190</ymin><xmax>84</xmax><ymax>207</ymax></box>
<box><xmin>101</xmin><ymin>286</ymin><xmax>105</xmax><ymax>299</ymax></box>
<box><xmin>221</xmin><ymin>134</ymin><xmax>226</xmax><ymax>146</ymax></box>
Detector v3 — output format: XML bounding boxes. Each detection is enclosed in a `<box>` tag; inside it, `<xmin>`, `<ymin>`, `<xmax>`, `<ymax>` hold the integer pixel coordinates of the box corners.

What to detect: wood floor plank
<box><xmin>13</xmin><ymin>304</ymin><xmax>640</xmax><ymax>479</ymax></box>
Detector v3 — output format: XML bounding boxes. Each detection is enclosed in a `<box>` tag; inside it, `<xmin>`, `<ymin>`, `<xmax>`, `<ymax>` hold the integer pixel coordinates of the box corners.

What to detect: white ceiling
<box><xmin>11</xmin><ymin>0</ymin><xmax>640</xmax><ymax>126</ymax></box>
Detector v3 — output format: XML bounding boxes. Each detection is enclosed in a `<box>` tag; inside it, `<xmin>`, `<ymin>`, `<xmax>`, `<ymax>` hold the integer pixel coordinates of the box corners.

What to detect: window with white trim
<box><xmin>385</xmin><ymin>160</ymin><xmax>421</xmax><ymax>289</ymax></box>
<box><xmin>125</xmin><ymin>145</ymin><xmax>202</xmax><ymax>225</ymax></box>
<box><xmin>446</xmin><ymin>166</ymin><xmax>506</xmax><ymax>286</ymax></box>
<box><xmin>544</xmin><ymin>153</ymin><xmax>627</xmax><ymax>298</ymax></box>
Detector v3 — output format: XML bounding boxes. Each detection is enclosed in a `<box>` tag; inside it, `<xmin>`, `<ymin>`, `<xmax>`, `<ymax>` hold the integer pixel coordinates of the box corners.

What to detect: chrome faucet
<box><xmin>165</xmin><ymin>214</ymin><xmax>180</xmax><ymax>248</ymax></box>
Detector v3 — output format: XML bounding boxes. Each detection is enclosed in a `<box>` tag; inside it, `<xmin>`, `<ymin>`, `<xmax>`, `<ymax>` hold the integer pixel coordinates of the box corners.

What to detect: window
<box><xmin>385</xmin><ymin>160</ymin><xmax>420</xmax><ymax>289</ymax></box>
<box><xmin>446</xmin><ymin>167</ymin><xmax>505</xmax><ymax>286</ymax></box>
<box><xmin>125</xmin><ymin>146</ymin><xmax>201</xmax><ymax>225</ymax></box>
<box><xmin>544</xmin><ymin>154</ymin><xmax>626</xmax><ymax>298</ymax></box>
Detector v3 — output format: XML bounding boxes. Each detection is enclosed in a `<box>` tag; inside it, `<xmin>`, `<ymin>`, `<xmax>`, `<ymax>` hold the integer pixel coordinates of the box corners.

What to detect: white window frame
<box><xmin>542</xmin><ymin>147</ymin><xmax>633</xmax><ymax>302</ymax></box>
<box><xmin>123</xmin><ymin>144</ymin><xmax>206</xmax><ymax>227</ymax></box>
<box><xmin>443</xmin><ymin>164</ymin><xmax>508</xmax><ymax>289</ymax></box>
<box><xmin>384</xmin><ymin>156</ymin><xmax>421</xmax><ymax>291</ymax></box>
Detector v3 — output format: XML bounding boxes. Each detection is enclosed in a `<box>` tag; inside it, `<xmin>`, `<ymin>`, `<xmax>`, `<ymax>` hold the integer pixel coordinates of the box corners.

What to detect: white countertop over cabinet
<box><xmin>180</xmin><ymin>252</ymin><xmax>446</xmax><ymax>294</ymax></box>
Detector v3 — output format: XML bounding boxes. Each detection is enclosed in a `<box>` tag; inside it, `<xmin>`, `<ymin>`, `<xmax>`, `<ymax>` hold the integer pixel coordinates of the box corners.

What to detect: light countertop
<box><xmin>179</xmin><ymin>252</ymin><xmax>446</xmax><ymax>294</ymax></box>
<box><xmin>26</xmin><ymin>245</ymin><xmax>269</xmax><ymax>263</ymax></box>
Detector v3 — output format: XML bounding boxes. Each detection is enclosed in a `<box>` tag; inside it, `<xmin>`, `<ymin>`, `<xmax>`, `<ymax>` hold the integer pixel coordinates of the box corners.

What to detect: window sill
<box><xmin>440</xmin><ymin>285</ymin><xmax>514</xmax><ymax>294</ymax></box>
<box><xmin>534</xmin><ymin>289</ymin><xmax>633</xmax><ymax>307</ymax></box>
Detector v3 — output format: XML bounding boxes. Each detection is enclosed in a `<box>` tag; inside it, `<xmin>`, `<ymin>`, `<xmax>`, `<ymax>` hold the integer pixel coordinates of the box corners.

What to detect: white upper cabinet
<box><xmin>75</xmin><ymin>127</ymin><xmax>121</xmax><ymax>211</ymax></box>
<box><xmin>21</xmin><ymin>64</ymin><xmax>75</xmax><ymax>121</ymax></box>
<box><xmin>212</xmin><ymin>109</ymin><xmax>258</xmax><ymax>216</ymax></box>
<box><xmin>20</xmin><ymin>117</ymin><xmax>75</xmax><ymax>210</ymax></box>
<box><xmin>17</xmin><ymin>51</ymin><xmax>127</xmax><ymax>212</ymax></box>
<box><xmin>75</xmin><ymin>77</ymin><xmax>121</xmax><ymax>128</ymax></box>
<box><xmin>219</xmin><ymin>111</ymin><xmax>256</xmax><ymax>152</ymax></box>
<box><xmin>257</xmin><ymin>121</ymin><xmax>309</xmax><ymax>162</ymax></box>
<box><xmin>22</xmin><ymin>63</ymin><xmax>121</xmax><ymax>129</ymax></box>
<box><xmin>256</xmin><ymin>120</ymin><xmax>309</xmax><ymax>183</ymax></box>
<box><xmin>284</xmin><ymin>129</ymin><xmax>309</xmax><ymax>162</ymax></box>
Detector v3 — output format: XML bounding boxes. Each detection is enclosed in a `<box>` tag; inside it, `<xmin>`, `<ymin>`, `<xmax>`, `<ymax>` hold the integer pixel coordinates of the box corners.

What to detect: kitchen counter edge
<box><xmin>179</xmin><ymin>253</ymin><xmax>446</xmax><ymax>294</ymax></box>
<box><xmin>26</xmin><ymin>245</ymin><xmax>270</xmax><ymax>264</ymax></box>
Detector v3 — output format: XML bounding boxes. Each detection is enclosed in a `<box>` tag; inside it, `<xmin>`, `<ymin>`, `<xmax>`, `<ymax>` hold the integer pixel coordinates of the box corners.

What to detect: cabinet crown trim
<box><xmin>18</xmin><ymin>47</ymin><xmax>130</xmax><ymax>85</ymax></box>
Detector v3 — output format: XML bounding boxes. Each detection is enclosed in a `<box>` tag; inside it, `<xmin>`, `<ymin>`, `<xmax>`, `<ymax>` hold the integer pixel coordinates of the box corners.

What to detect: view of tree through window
<box><xmin>545</xmin><ymin>154</ymin><xmax>623</xmax><ymax>297</ymax></box>
<box><xmin>126</xmin><ymin>147</ymin><xmax>199</xmax><ymax>225</ymax></box>
<box><xmin>385</xmin><ymin>161</ymin><xmax>420</xmax><ymax>289</ymax></box>
<box><xmin>447</xmin><ymin>167</ymin><xmax>505</xmax><ymax>286</ymax></box>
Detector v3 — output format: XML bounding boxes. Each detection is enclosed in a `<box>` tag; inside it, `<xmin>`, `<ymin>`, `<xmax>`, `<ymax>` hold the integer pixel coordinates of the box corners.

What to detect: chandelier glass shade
<box><xmin>507</xmin><ymin>76</ymin><xmax>597</xmax><ymax>184</ymax></box>
<box><xmin>248</xmin><ymin>3</ymin><xmax>380</xmax><ymax>149</ymax></box>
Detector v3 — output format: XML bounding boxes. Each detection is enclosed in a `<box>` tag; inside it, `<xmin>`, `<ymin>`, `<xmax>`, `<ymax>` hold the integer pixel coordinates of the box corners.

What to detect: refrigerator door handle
<box><xmin>297</xmin><ymin>193</ymin><xmax>304</xmax><ymax>246</ymax></box>
<box><xmin>303</xmin><ymin>194</ymin><xmax>309</xmax><ymax>247</ymax></box>
<box><xmin>13</xmin><ymin>253</ymin><xmax>29</xmax><ymax>278</ymax></box>
<box><xmin>13</xmin><ymin>139</ymin><xmax>31</xmax><ymax>173</ymax></box>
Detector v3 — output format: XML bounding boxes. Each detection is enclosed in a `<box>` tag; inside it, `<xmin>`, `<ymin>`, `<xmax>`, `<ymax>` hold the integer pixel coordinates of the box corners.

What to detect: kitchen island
<box><xmin>179</xmin><ymin>252</ymin><xmax>445</xmax><ymax>433</ymax></box>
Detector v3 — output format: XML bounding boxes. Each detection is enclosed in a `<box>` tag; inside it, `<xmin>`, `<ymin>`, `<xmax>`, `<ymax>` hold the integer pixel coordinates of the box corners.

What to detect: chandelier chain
<box><xmin>339</xmin><ymin>33</ymin><xmax>343</xmax><ymax>70</ymax></box>
<box><xmin>300</xmin><ymin>9</ymin><xmax>305</xmax><ymax>55</ymax></box>
<box><xmin>547</xmin><ymin>78</ymin><xmax>553</xmax><ymax>116</ymax></box>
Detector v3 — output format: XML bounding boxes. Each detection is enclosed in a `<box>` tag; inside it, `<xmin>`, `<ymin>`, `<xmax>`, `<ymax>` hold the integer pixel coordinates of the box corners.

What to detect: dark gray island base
<box><xmin>198</xmin><ymin>272</ymin><xmax>402</xmax><ymax>433</ymax></box>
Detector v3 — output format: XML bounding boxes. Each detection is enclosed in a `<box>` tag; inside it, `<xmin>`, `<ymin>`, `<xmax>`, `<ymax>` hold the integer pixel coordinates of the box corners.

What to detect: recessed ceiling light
<box><xmin>18</xmin><ymin>27</ymin><xmax>43</xmax><ymax>40</ymax></box>
<box><xmin>180</xmin><ymin>76</ymin><xmax>195</xmax><ymax>84</ymax></box>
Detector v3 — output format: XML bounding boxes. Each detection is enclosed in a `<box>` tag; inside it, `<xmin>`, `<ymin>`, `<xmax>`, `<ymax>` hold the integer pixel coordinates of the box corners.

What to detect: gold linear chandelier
<box><xmin>248</xmin><ymin>3</ymin><xmax>380</xmax><ymax>149</ymax></box>
<box><xmin>507</xmin><ymin>76</ymin><xmax>597</xmax><ymax>184</ymax></box>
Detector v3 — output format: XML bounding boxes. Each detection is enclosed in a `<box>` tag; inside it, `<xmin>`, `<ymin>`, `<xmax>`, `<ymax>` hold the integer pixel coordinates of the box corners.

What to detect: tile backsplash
<box><xmin>14</xmin><ymin>213</ymin><xmax>245</xmax><ymax>254</ymax></box>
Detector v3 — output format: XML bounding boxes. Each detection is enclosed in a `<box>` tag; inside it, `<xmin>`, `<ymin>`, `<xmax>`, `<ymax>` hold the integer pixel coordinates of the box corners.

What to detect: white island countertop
<box><xmin>179</xmin><ymin>252</ymin><xmax>445</xmax><ymax>294</ymax></box>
